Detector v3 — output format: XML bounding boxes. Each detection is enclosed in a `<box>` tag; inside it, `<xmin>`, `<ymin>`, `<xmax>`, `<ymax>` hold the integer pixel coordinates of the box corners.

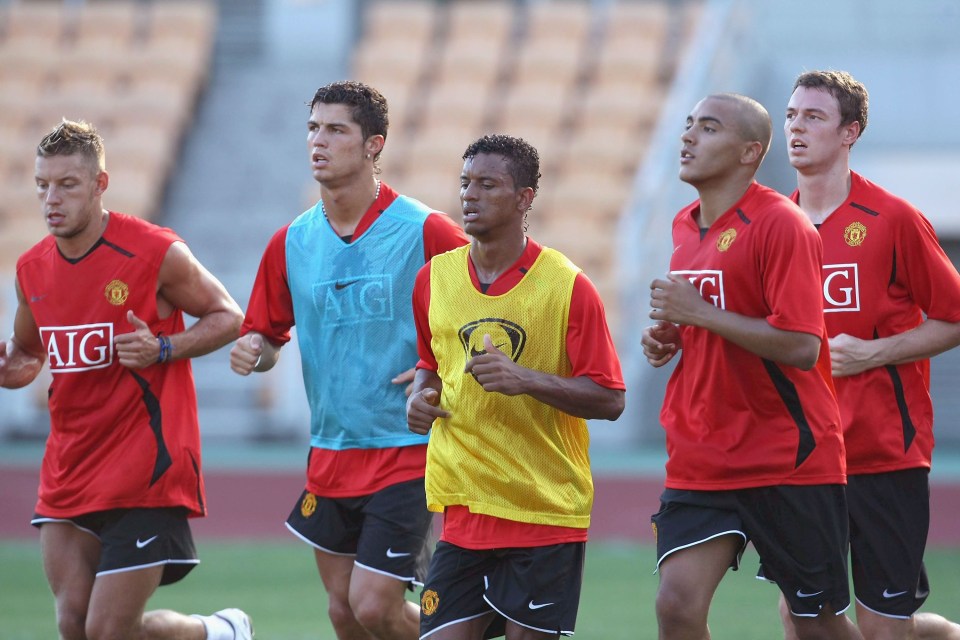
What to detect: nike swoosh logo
<box><xmin>796</xmin><ymin>589</ymin><xmax>824</xmax><ymax>598</ymax></box>
<box><xmin>334</xmin><ymin>280</ymin><xmax>359</xmax><ymax>290</ymax></box>
<box><xmin>385</xmin><ymin>548</ymin><xmax>411</xmax><ymax>558</ymax></box>
<box><xmin>883</xmin><ymin>589</ymin><xmax>909</xmax><ymax>598</ymax></box>
<box><xmin>528</xmin><ymin>601</ymin><xmax>554</xmax><ymax>610</ymax></box>
<box><xmin>136</xmin><ymin>535</ymin><xmax>159</xmax><ymax>549</ymax></box>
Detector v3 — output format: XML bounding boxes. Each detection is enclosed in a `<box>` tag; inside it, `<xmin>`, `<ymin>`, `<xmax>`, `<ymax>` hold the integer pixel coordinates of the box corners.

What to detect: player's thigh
<box><xmin>39</xmin><ymin>521</ymin><xmax>101</xmax><ymax>612</ymax></box>
<box><xmin>657</xmin><ymin>533</ymin><xmax>743</xmax><ymax>611</ymax></box>
<box><xmin>349</xmin><ymin>557</ymin><xmax>411</xmax><ymax>609</ymax></box>
<box><xmin>315</xmin><ymin>546</ymin><xmax>360</xmax><ymax>603</ymax></box>
<box><xmin>86</xmin><ymin>564</ymin><xmax>164</xmax><ymax>637</ymax></box>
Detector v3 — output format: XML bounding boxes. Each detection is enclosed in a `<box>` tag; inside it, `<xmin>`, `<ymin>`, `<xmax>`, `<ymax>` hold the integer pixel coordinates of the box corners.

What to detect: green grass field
<box><xmin>2</xmin><ymin>540</ymin><xmax>958</xmax><ymax>639</ymax></box>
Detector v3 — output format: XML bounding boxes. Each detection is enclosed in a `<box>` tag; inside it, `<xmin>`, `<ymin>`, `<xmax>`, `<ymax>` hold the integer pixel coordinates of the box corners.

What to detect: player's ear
<box><xmin>95</xmin><ymin>170</ymin><xmax>109</xmax><ymax>195</ymax></box>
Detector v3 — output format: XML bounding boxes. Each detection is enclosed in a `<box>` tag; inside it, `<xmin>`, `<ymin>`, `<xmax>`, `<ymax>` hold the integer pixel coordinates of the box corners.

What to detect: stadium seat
<box><xmin>360</xmin><ymin>0</ymin><xmax>438</xmax><ymax>43</ymax></box>
<box><xmin>444</xmin><ymin>0</ymin><xmax>515</xmax><ymax>48</ymax></box>
<box><xmin>523</xmin><ymin>0</ymin><xmax>595</xmax><ymax>45</ymax></box>
<box><xmin>510</xmin><ymin>37</ymin><xmax>587</xmax><ymax>89</ymax></box>
<box><xmin>351</xmin><ymin>37</ymin><xmax>431</xmax><ymax>89</ymax></box>
<box><xmin>3</xmin><ymin>1</ymin><xmax>69</xmax><ymax>45</ymax></box>
<box><xmin>145</xmin><ymin>0</ymin><xmax>217</xmax><ymax>44</ymax></box>
<box><xmin>73</xmin><ymin>0</ymin><xmax>142</xmax><ymax>50</ymax></box>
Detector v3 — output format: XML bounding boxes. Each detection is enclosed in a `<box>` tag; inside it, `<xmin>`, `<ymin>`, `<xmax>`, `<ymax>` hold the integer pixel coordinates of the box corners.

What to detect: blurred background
<box><xmin>2</xmin><ymin>0</ymin><xmax>960</xmax><ymax>461</ymax></box>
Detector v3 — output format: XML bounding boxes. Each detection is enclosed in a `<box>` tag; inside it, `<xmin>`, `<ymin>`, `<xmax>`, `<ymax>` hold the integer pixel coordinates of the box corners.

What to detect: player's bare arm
<box><xmin>115</xmin><ymin>241</ymin><xmax>242</xmax><ymax>368</ymax></box>
<box><xmin>642</xmin><ymin>321</ymin><xmax>682</xmax><ymax>367</ymax></box>
<box><xmin>0</xmin><ymin>281</ymin><xmax>46</xmax><ymax>389</ymax></box>
<box><xmin>650</xmin><ymin>272</ymin><xmax>820</xmax><ymax>370</ymax></box>
<box><xmin>830</xmin><ymin>319</ymin><xmax>960</xmax><ymax>378</ymax></box>
<box><xmin>465</xmin><ymin>334</ymin><xmax>625</xmax><ymax>420</ymax></box>
<box><xmin>407</xmin><ymin>367</ymin><xmax>449</xmax><ymax>435</ymax></box>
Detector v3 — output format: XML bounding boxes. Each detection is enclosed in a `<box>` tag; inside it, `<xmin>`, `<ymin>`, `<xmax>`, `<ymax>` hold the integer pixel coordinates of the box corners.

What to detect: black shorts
<box><xmin>285</xmin><ymin>476</ymin><xmax>434</xmax><ymax>588</ymax></box>
<box><xmin>847</xmin><ymin>468</ymin><xmax>930</xmax><ymax>618</ymax></box>
<box><xmin>419</xmin><ymin>541</ymin><xmax>585</xmax><ymax>638</ymax></box>
<box><xmin>652</xmin><ymin>485</ymin><xmax>851</xmax><ymax>617</ymax></box>
<box><xmin>31</xmin><ymin>507</ymin><xmax>198</xmax><ymax>586</ymax></box>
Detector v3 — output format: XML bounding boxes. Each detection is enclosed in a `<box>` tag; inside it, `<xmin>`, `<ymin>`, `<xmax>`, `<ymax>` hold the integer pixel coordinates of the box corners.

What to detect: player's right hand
<box><xmin>407</xmin><ymin>387</ymin><xmax>450</xmax><ymax>435</ymax></box>
<box><xmin>230</xmin><ymin>333</ymin><xmax>263</xmax><ymax>376</ymax></box>
<box><xmin>642</xmin><ymin>321</ymin><xmax>681</xmax><ymax>367</ymax></box>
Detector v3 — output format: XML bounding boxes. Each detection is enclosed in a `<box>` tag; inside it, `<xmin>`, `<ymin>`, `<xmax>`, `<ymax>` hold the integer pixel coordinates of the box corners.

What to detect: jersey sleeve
<box><xmin>897</xmin><ymin>209</ymin><xmax>960</xmax><ymax>323</ymax></box>
<box><xmin>413</xmin><ymin>263</ymin><xmax>437</xmax><ymax>371</ymax></box>
<box><xmin>423</xmin><ymin>212</ymin><xmax>469</xmax><ymax>260</ymax></box>
<box><xmin>567</xmin><ymin>273</ymin><xmax>625</xmax><ymax>389</ymax></box>
<box><xmin>240</xmin><ymin>225</ymin><xmax>295</xmax><ymax>346</ymax></box>
<box><xmin>760</xmin><ymin>208</ymin><xmax>826</xmax><ymax>337</ymax></box>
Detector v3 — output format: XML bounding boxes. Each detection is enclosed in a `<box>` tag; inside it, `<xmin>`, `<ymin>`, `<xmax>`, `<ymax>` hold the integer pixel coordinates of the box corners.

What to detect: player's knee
<box><xmin>328</xmin><ymin>596</ymin><xmax>360</xmax><ymax>631</ymax></box>
<box><xmin>351</xmin><ymin>594</ymin><xmax>394</xmax><ymax>633</ymax></box>
<box><xmin>55</xmin><ymin>608</ymin><xmax>87</xmax><ymax>640</ymax></box>
<box><xmin>655</xmin><ymin>586</ymin><xmax>700</xmax><ymax>631</ymax></box>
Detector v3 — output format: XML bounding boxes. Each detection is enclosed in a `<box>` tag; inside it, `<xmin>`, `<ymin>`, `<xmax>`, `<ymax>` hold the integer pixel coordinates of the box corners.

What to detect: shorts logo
<box><xmin>458</xmin><ymin>318</ymin><xmax>526</xmax><ymax>375</ymax></box>
<box><xmin>716</xmin><ymin>228</ymin><xmax>737</xmax><ymax>252</ymax></box>
<box><xmin>300</xmin><ymin>492</ymin><xmax>317</xmax><ymax>518</ymax></box>
<box><xmin>796</xmin><ymin>589</ymin><xmax>824</xmax><ymax>598</ymax></box>
<box><xmin>104</xmin><ymin>279</ymin><xmax>130</xmax><ymax>305</ymax></box>
<box><xmin>136</xmin><ymin>535</ymin><xmax>159</xmax><ymax>549</ymax></box>
<box><xmin>385</xmin><ymin>548</ymin><xmax>411</xmax><ymax>558</ymax></box>
<box><xmin>671</xmin><ymin>270</ymin><xmax>725</xmax><ymax>309</ymax></box>
<box><xmin>421</xmin><ymin>589</ymin><xmax>439</xmax><ymax>616</ymax></box>
<box><xmin>41</xmin><ymin>323</ymin><xmax>114</xmax><ymax>373</ymax></box>
<box><xmin>528</xmin><ymin>600</ymin><xmax>554</xmax><ymax>610</ymax></box>
<box><xmin>882</xmin><ymin>588</ymin><xmax>909</xmax><ymax>599</ymax></box>
<box><xmin>844</xmin><ymin>222</ymin><xmax>867</xmax><ymax>247</ymax></box>
<box><xmin>822</xmin><ymin>263</ymin><xmax>860</xmax><ymax>313</ymax></box>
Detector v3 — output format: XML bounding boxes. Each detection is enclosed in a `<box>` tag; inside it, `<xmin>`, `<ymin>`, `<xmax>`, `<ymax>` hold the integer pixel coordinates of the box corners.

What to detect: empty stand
<box><xmin>0</xmin><ymin>0</ymin><xmax>218</xmax><ymax>230</ymax></box>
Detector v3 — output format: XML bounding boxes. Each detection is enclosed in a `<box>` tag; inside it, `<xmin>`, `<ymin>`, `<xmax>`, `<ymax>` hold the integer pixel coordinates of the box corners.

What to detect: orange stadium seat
<box><xmin>444</xmin><ymin>0</ymin><xmax>515</xmax><ymax>47</ymax></box>
<box><xmin>3</xmin><ymin>1</ymin><xmax>69</xmax><ymax>45</ymax></box>
<box><xmin>604</xmin><ymin>0</ymin><xmax>672</xmax><ymax>45</ymax></box>
<box><xmin>145</xmin><ymin>0</ymin><xmax>217</xmax><ymax>43</ymax></box>
<box><xmin>73</xmin><ymin>0</ymin><xmax>142</xmax><ymax>50</ymax></box>
<box><xmin>523</xmin><ymin>0</ymin><xmax>595</xmax><ymax>44</ymax></box>
<box><xmin>361</xmin><ymin>0</ymin><xmax>438</xmax><ymax>43</ymax></box>
<box><xmin>351</xmin><ymin>38</ymin><xmax>431</xmax><ymax>89</ymax></box>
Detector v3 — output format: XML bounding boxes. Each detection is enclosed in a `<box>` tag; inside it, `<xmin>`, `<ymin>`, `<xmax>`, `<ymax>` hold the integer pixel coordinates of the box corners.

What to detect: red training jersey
<box><xmin>17</xmin><ymin>212</ymin><xmax>205</xmax><ymax>518</ymax></box>
<box><xmin>796</xmin><ymin>171</ymin><xmax>960</xmax><ymax>474</ymax></box>
<box><xmin>413</xmin><ymin>238</ymin><xmax>625</xmax><ymax>548</ymax></box>
<box><xmin>241</xmin><ymin>182</ymin><xmax>468</xmax><ymax>496</ymax></box>
<box><xmin>662</xmin><ymin>182</ymin><xmax>845</xmax><ymax>490</ymax></box>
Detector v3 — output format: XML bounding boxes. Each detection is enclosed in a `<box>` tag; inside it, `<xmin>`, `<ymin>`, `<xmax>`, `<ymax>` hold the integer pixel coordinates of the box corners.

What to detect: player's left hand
<box><xmin>464</xmin><ymin>334</ymin><xmax>527</xmax><ymax>396</ymax></box>
<box><xmin>115</xmin><ymin>310</ymin><xmax>161</xmax><ymax>369</ymax></box>
<box><xmin>392</xmin><ymin>367</ymin><xmax>416</xmax><ymax>396</ymax></box>
<box><xmin>649</xmin><ymin>273</ymin><xmax>708</xmax><ymax>326</ymax></box>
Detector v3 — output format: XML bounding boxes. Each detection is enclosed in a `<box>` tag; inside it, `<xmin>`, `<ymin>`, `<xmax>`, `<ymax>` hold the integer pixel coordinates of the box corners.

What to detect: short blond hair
<box><xmin>37</xmin><ymin>119</ymin><xmax>105</xmax><ymax>174</ymax></box>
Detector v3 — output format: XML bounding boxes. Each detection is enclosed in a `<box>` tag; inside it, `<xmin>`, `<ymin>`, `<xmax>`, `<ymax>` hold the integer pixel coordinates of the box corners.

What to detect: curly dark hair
<box><xmin>310</xmin><ymin>80</ymin><xmax>389</xmax><ymax>146</ymax></box>
<box><xmin>37</xmin><ymin>119</ymin><xmax>105</xmax><ymax>173</ymax></box>
<box><xmin>793</xmin><ymin>70</ymin><xmax>869</xmax><ymax>145</ymax></box>
<box><xmin>462</xmin><ymin>134</ymin><xmax>541</xmax><ymax>194</ymax></box>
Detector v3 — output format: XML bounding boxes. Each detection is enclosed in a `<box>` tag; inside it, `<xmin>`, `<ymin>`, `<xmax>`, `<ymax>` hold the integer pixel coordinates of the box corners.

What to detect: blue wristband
<box><xmin>157</xmin><ymin>335</ymin><xmax>172</xmax><ymax>363</ymax></box>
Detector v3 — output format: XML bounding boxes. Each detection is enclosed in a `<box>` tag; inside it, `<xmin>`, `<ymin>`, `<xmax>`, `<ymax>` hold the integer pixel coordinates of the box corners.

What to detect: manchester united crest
<box><xmin>300</xmin><ymin>492</ymin><xmax>317</xmax><ymax>518</ymax></box>
<box><xmin>844</xmin><ymin>222</ymin><xmax>867</xmax><ymax>247</ymax></box>
<box><xmin>104</xmin><ymin>279</ymin><xmax>129</xmax><ymax>306</ymax></box>
<box><xmin>716</xmin><ymin>228</ymin><xmax>737</xmax><ymax>252</ymax></box>
<box><xmin>421</xmin><ymin>589</ymin><xmax>439</xmax><ymax>616</ymax></box>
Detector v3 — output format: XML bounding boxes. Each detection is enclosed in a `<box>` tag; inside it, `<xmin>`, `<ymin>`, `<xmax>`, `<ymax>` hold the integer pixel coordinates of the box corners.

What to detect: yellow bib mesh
<box><xmin>426</xmin><ymin>245</ymin><xmax>593</xmax><ymax>527</ymax></box>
